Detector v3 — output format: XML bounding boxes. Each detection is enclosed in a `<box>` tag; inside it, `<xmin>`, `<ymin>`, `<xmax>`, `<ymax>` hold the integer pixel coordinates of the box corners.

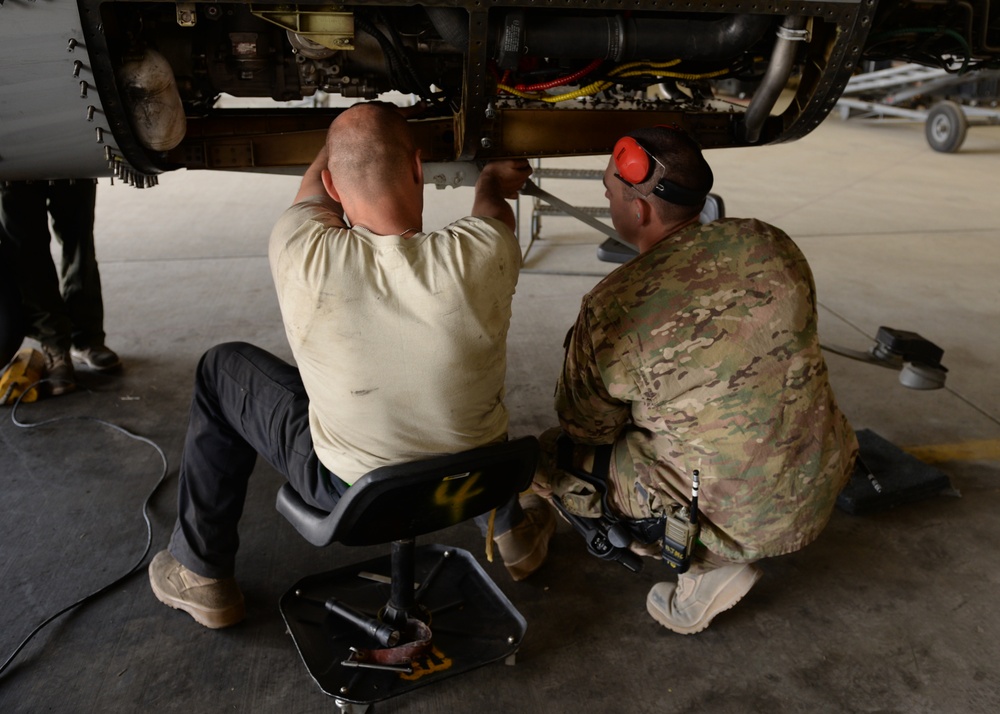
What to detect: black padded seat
<box><xmin>277</xmin><ymin>436</ymin><xmax>539</xmax><ymax>710</ymax></box>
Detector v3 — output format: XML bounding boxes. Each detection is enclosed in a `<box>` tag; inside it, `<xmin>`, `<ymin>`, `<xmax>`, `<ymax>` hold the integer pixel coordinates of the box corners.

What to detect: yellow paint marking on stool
<box><xmin>400</xmin><ymin>646</ymin><xmax>453</xmax><ymax>681</ymax></box>
<box><xmin>902</xmin><ymin>439</ymin><xmax>1000</xmax><ymax>464</ymax></box>
<box><xmin>434</xmin><ymin>471</ymin><xmax>485</xmax><ymax>522</ymax></box>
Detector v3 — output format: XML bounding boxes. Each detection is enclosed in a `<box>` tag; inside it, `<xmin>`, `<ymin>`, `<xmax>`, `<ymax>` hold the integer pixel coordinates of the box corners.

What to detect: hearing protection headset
<box><xmin>612</xmin><ymin>134</ymin><xmax>712</xmax><ymax>206</ymax></box>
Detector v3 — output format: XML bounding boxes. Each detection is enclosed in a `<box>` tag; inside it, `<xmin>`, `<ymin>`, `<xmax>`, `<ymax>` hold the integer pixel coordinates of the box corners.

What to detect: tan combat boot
<box><xmin>148</xmin><ymin>550</ymin><xmax>245</xmax><ymax>629</ymax></box>
<box><xmin>494</xmin><ymin>493</ymin><xmax>557</xmax><ymax>581</ymax></box>
<box><xmin>646</xmin><ymin>561</ymin><xmax>762</xmax><ymax>634</ymax></box>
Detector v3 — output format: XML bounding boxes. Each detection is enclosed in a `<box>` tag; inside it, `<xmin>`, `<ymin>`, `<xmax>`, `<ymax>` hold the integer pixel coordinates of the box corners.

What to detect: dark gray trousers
<box><xmin>0</xmin><ymin>239</ymin><xmax>26</xmax><ymax>366</ymax></box>
<box><xmin>169</xmin><ymin>342</ymin><xmax>519</xmax><ymax>579</ymax></box>
<box><xmin>0</xmin><ymin>180</ymin><xmax>105</xmax><ymax>352</ymax></box>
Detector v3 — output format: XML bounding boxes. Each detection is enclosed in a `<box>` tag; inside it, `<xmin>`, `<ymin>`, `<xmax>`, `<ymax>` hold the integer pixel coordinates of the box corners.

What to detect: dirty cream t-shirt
<box><xmin>269</xmin><ymin>198</ymin><xmax>520</xmax><ymax>484</ymax></box>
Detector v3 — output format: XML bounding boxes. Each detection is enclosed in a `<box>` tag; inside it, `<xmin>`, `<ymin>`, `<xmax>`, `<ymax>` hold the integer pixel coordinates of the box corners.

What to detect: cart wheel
<box><xmin>924</xmin><ymin>101</ymin><xmax>968</xmax><ymax>153</ymax></box>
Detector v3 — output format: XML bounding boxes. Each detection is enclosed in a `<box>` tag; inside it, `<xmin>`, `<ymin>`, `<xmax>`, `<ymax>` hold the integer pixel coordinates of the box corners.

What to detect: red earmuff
<box><xmin>613</xmin><ymin>130</ymin><xmax>713</xmax><ymax>206</ymax></box>
<box><xmin>612</xmin><ymin>136</ymin><xmax>652</xmax><ymax>184</ymax></box>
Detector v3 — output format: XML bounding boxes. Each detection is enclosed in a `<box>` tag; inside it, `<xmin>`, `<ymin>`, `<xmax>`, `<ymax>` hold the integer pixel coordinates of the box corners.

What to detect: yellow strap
<box><xmin>485</xmin><ymin>508</ymin><xmax>496</xmax><ymax>562</ymax></box>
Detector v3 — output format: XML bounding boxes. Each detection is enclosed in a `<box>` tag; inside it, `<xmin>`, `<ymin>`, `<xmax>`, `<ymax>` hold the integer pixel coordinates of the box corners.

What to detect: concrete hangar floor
<box><xmin>1</xmin><ymin>114</ymin><xmax>998</xmax><ymax>713</ymax></box>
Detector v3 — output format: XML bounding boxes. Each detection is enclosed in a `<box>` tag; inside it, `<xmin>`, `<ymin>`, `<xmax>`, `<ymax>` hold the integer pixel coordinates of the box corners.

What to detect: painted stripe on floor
<box><xmin>902</xmin><ymin>439</ymin><xmax>1000</xmax><ymax>464</ymax></box>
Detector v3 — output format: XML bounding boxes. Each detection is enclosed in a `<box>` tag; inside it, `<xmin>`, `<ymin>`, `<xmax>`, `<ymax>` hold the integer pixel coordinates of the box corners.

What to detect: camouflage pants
<box><xmin>532</xmin><ymin>426</ymin><xmax>678</xmax><ymax>520</ymax></box>
<box><xmin>531</xmin><ymin>427</ymin><xmax>736</xmax><ymax>568</ymax></box>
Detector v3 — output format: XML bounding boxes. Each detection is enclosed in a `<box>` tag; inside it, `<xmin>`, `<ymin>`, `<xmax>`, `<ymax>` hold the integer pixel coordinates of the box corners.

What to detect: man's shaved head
<box><xmin>326</xmin><ymin>103</ymin><xmax>418</xmax><ymax>196</ymax></box>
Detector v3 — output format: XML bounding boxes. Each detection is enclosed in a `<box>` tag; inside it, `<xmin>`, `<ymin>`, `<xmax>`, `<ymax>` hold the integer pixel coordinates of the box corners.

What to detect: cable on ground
<box><xmin>0</xmin><ymin>379</ymin><xmax>169</xmax><ymax>678</ymax></box>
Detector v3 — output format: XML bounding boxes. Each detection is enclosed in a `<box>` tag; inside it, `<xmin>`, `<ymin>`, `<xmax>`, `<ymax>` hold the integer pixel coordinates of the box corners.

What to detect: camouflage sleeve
<box><xmin>555</xmin><ymin>296</ymin><xmax>631</xmax><ymax>444</ymax></box>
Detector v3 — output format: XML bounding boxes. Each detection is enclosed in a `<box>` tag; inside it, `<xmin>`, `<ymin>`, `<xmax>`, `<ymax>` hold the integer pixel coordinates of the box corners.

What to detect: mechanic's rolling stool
<box><xmin>276</xmin><ymin>437</ymin><xmax>539</xmax><ymax>712</ymax></box>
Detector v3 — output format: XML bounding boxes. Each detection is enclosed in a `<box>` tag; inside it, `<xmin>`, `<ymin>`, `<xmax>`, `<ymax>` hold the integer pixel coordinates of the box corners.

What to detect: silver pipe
<box><xmin>741</xmin><ymin>16</ymin><xmax>809</xmax><ymax>144</ymax></box>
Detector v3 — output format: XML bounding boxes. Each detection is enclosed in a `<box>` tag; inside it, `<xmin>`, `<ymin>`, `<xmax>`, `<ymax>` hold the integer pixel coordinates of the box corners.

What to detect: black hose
<box><xmin>373</xmin><ymin>9</ymin><xmax>433</xmax><ymax>98</ymax></box>
<box><xmin>354</xmin><ymin>14</ymin><xmax>418</xmax><ymax>95</ymax></box>
<box><xmin>522</xmin><ymin>14</ymin><xmax>773</xmax><ymax>62</ymax></box>
<box><xmin>424</xmin><ymin>7</ymin><xmax>469</xmax><ymax>51</ymax></box>
<box><xmin>426</xmin><ymin>8</ymin><xmax>774</xmax><ymax>63</ymax></box>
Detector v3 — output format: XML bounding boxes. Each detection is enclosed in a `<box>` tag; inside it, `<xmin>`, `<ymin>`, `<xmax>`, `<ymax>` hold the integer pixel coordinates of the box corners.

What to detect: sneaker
<box><xmin>41</xmin><ymin>345</ymin><xmax>76</xmax><ymax>396</ymax></box>
<box><xmin>646</xmin><ymin>562</ymin><xmax>762</xmax><ymax>635</ymax></box>
<box><xmin>71</xmin><ymin>343</ymin><xmax>122</xmax><ymax>372</ymax></box>
<box><xmin>148</xmin><ymin>550</ymin><xmax>245</xmax><ymax>629</ymax></box>
<box><xmin>494</xmin><ymin>493</ymin><xmax>556</xmax><ymax>581</ymax></box>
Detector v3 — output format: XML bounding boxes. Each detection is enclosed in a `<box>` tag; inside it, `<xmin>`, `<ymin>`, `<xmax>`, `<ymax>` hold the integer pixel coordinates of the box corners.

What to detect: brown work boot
<box><xmin>148</xmin><ymin>550</ymin><xmax>245</xmax><ymax>629</ymax></box>
<box><xmin>646</xmin><ymin>562</ymin><xmax>762</xmax><ymax>634</ymax></box>
<box><xmin>41</xmin><ymin>345</ymin><xmax>76</xmax><ymax>396</ymax></box>
<box><xmin>71</xmin><ymin>343</ymin><xmax>122</xmax><ymax>372</ymax></box>
<box><xmin>494</xmin><ymin>493</ymin><xmax>556</xmax><ymax>581</ymax></box>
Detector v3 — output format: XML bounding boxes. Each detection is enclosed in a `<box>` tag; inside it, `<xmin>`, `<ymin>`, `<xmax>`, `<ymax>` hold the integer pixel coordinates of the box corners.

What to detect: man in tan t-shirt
<box><xmin>148</xmin><ymin>104</ymin><xmax>554</xmax><ymax>629</ymax></box>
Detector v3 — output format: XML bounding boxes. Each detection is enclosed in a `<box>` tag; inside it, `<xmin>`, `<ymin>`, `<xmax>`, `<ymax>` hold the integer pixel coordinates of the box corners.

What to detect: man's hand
<box><xmin>480</xmin><ymin>159</ymin><xmax>533</xmax><ymax>199</ymax></box>
<box><xmin>472</xmin><ymin>159</ymin><xmax>533</xmax><ymax>230</ymax></box>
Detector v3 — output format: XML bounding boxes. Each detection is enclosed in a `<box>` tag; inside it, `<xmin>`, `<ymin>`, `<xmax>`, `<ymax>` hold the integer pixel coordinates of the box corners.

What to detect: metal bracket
<box><xmin>776</xmin><ymin>25</ymin><xmax>811</xmax><ymax>43</ymax></box>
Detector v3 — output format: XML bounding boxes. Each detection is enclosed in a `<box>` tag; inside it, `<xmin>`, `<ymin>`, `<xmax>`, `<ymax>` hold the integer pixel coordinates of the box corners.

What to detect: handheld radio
<box><xmin>660</xmin><ymin>469</ymin><xmax>700</xmax><ymax>573</ymax></box>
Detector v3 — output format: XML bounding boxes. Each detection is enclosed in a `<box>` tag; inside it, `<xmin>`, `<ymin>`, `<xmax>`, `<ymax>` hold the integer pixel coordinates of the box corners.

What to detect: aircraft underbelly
<box><xmin>0</xmin><ymin>3</ymin><xmax>111</xmax><ymax>181</ymax></box>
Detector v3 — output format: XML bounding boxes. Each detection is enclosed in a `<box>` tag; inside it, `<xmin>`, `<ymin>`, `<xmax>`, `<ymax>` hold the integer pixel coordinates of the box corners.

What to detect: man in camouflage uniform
<box><xmin>534</xmin><ymin>126</ymin><xmax>858</xmax><ymax>634</ymax></box>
